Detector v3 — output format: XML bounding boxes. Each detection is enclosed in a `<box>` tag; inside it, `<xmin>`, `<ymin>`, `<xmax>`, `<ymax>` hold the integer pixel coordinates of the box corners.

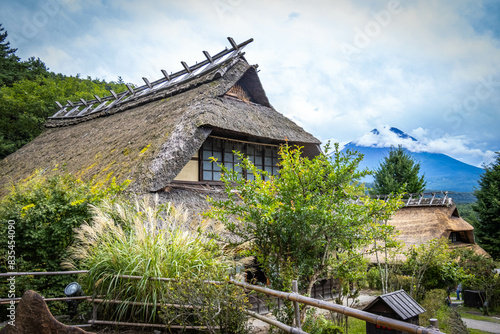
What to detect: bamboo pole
<box><xmin>292</xmin><ymin>280</ymin><xmax>301</xmax><ymax>329</ymax></box>
<box><xmin>0</xmin><ymin>270</ymin><xmax>88</xmax><ymax>277</ymax></box>
<box><xmin>230</xmin><ymin>279</ymin><xmax>442</xmax><ymax>334</ymax></box>
<box><xmin>88</xmin><ymin>319</ymin><xmax>219</xmax><ymax>330</ymax></box>
<box><xmin>244</xmin><ymin>309</ymin><xmax>308</xmax><ymax>334</ymax></box>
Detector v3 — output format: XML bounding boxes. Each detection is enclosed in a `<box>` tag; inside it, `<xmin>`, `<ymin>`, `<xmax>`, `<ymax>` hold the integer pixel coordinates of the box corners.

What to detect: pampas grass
<box><xmin>64</xmin><ymin>195</ymin><xmax>236</xmax><ymax>322</ymax></box>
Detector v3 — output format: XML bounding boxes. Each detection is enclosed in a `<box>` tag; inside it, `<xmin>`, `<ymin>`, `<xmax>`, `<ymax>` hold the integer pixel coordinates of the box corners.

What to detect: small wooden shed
<box><xmin>363</xmin><ymin>290</ymin><xmax>425</xmax><ymax>334</ymax></box>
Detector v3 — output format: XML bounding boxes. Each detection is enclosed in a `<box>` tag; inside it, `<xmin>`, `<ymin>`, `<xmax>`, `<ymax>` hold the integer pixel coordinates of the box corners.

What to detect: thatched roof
<box><xmin>368</xmin><ymin>200</ymin><xmax>489</xmax><ymax>262</ymax></box>
<box><xmin>390</xmin><ymin>202</ymin><xmax>474</xmax><ymax>246</ymax></box>
<box><xmin>0</xmin><ymin>39</ymin><xmax>320</xmax><ymax>195</ymax></box>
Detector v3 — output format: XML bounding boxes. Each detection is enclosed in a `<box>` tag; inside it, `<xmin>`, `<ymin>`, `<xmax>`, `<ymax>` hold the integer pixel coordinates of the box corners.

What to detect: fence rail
<box><xmin>1</xmin><ymin>271</ymin><xmax>443</xmax><ymax>333</ymax></box>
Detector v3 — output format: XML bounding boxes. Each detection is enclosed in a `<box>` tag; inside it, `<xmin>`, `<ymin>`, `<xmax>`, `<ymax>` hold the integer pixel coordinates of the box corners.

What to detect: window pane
<box><xmin>265</xmin><ymin>167</ymin><xmax>272</xmax><ymax>174</ymax></box>
<box><xmin>273</xmin><ymin>157</ymin><xmax>278</xmax><ymax>166</ymax></box>
<box><xmin>265</xmin><ymin>148</ymin><xmax>272</xmax><ymax>157</ymax></box>
<box><xmin>234</xmin><ymin>165</ymin><xmax>242</xmax><ymax>173</ymax></box>
<box><xmin>247</xmin><ymin>146</ymin><xmax>254</xmax><ymax>155</ymax></box>
<box><xmin>272</xmin><ymin>168</ymin><xmax>279</xmax><ymax>175</ymax></box>
<box><xmin>203</xmin><ymin>161</ymin><xmax>212</xmax><ymax>170</ymax></box>
<box><xmin>225</xmin><ymin>163</ymin><xmax>233</xmax><ymax>170</ymax></box>
<box><xmin>213</xmin><ymin>172</ymin><xmax>221</xmax><ymax>180</ymax></box>
<box><xmin>255</xmin><ymin>156</ymin><xmax>262</xmax><ymax>166</ymax></box>
<box><xmin>265</xmin><ymin>157</ymin><xmax>272</xmax><ymax>165</ymax></box>
<box><xmin>214</xmin><ymin>164</ymin><xmax>221</xmax><ymax>171</ymax></box>
<box><xmin>248</xmin><ymin>155</ymin><xmax>255</xmax><ymax>163</ymax></box>
<box><xmin>224</xmin><ymin>152</ymin><xmax>233</xmax><ymax>162</ymax></box>
<box><xmin>247</xmin><ymin>173</ymin><xmax>254</xmax><ymax>180</ymax></box>
<box><xmin>203</xmin><ymin>150</ymin><xmax>213</xmax><ymax>160</ymax></box>
<box><xmin>203</xmin><ymin>171</ymin><xmax>213</xmax><ymax>180</ymax></box>
<box><xmin>212</xmin><ymin>151</ymin><xmax>222</xmax><ymax>161</ymax></box>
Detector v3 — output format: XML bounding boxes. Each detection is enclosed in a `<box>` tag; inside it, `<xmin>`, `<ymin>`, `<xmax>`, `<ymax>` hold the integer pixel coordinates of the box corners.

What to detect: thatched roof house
<box><xmin>0</xmin><ymin>38</ymin><xmax>321</xmax><ymax>201</ymax></box>
<box><xmin>371</xmin><ymin>193</ymin><xmax>488</xmax><ymax>260</ymax></box>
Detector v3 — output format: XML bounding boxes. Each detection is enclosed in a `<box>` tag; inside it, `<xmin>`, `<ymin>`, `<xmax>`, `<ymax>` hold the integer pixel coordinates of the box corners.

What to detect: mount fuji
<box><xmin>341</xmin><ymin>127</ymin><xmax>484</xmax><ymax>196</ymax></box>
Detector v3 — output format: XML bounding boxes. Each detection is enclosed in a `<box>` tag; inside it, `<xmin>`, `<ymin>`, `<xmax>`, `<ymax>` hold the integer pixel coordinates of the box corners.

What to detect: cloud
<box><xmin>352</xmin><ymin>125</ymin><xmax>496</xmax><ymax>167</ymax></box>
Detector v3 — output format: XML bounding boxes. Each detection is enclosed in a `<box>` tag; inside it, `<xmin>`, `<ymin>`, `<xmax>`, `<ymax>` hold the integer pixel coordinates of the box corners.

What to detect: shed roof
<box><xmin>0</xmin><ymin>38</ymin><xmax>321</xmax><ymax>195</ymax></box>
<box><xmin>363</xmin><ymin>290</ymin><xmax>425</xmax><ymax>321</ymax></box>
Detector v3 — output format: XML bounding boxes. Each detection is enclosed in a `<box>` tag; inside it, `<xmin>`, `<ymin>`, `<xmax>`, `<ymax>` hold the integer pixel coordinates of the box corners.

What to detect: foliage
<box><xmin>0</xmin><ymin>24</ymin><xmax>24</xmax><ymax>87</ymax></box>
<box><xmin>370</xmin><ymin>145</ymin><xmax>427</xmax><ymax>195</ymax></box>
<box><xmin>303</xmin><ymin>309</ymin><xmax>344</xmax><ymax>334</ymax></box>
<box><xmin>65</xmin><ymin>196</ymin><xmax>248</xmax><ymax>331</ymax></box>
<box><xmin>207</xmin><ymin>143</ymin><xmax>403</xmax><ymax>323</ymax></box>
<box><xmin>455</xmin><ymin>248</ymin><xmax>500</xmax><ymax>314</ymax></box>
<box><xmin>0</xmin><ymin>24</ymin><xmax>128</xmax><ymax>158</ymax></box>
<box><xmin>457</xmin><ymin>202</ymin><xmax>479</xmax><ymax>226</ymax></box>
<box><xmin>473</xmin><ymin>152</ymin><xmax>500</xmax><ymax>259</ymax></box>
<box><xmin>0</xmin><ymin>74</ymin><xmax>127</xmax><ymax>159</ymax></box>
<box><xmin>367</xmin><ymin>267</ymin><xmax>382</xmax><ymax>290</ymax></box>
<box><xmin>161</xmin><ymin>277</ymin><xmax>249</xmax><ymax>333</ymax></box>
<box><xmin>0</xmin><ymin>172</ymin><xmax>128</xmax><ymax>316</ymax></box>
<box><xmin>402</xmin><ymin>238</ymin><xmax>465</xmax><ymax>300</ymax></box>
<box><xmin>420</xmin><ymin>289</ymin><xmax>468</xmax><ymax>333</ymax></box>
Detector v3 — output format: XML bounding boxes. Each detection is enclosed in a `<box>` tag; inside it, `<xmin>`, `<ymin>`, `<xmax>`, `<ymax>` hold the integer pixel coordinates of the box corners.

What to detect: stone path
<box><xmin>462</xmin><ymin>318</ymin><xmax>500</xmax><ymax>333</ymax></box>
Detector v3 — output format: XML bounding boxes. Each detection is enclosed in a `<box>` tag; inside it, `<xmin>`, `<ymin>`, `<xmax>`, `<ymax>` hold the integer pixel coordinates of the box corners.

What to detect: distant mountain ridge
<box><xmin>341</xmin><ymin>127</ymin><xmax>484</xmax><ymax>195</ymax></box>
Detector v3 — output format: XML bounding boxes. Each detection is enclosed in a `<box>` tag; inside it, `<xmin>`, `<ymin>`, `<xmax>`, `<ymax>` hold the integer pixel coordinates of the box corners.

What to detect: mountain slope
<box><xmin>342</xmin><ymin>127</ymin><xmax>484</xmax><ymax>193</ymax></box>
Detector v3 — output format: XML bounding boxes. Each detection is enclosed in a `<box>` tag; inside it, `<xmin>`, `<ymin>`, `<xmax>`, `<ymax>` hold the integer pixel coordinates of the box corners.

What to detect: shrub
<box><xmin>65</xmin><ymin>196</ymin><xmax>249</xmax><ymax>332</ymax></box>
<box><xmin>303</xmin><ymin>309</ymin><xmax>344</xmax><ymax>334</ymax></box>
<box><xmin>0</xmin><ymin>172</ymin><xmax>128</xmax><ymax>316</ymax></box>
<box><xmin>367</xmin><ymin>267</ymin><xmax>382</xmax><ymax>290</ymax></box>
<box><xmin>419</xmin><ymin>289</ymin><xmax>467</xmax><ymax>333</ymax></box>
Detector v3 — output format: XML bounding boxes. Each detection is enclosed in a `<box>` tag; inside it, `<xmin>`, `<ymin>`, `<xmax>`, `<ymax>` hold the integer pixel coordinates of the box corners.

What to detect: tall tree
<box><xmin>0</xmin><ymin>24</ymin><xmax>25</xmax><ymax>87</ymax></box>
<box><xmin>473</xmin><ymin>152</ymin><xmax>500</xmax><ymax>259</ymax></box>
<box><xmin>370</xmin><ymin>145</ymin><xmax>426</xmax><ymax>195</ymax></box>
<box><xmin>207</xmin><ymin>143</ymin><xmax>402</xmax><ymax>322</ymax></box>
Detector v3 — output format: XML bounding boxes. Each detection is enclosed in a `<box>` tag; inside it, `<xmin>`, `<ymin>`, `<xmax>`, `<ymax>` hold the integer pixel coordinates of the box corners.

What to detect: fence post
<box><xmin>92</xmin><ymin>285</ymin><xmax>97</xmax><ymax>325</ymax></box>
<box><xmin>292</xmin><ymin>280</ymin><xmax>301</xmax><ymax>329</ymax></box>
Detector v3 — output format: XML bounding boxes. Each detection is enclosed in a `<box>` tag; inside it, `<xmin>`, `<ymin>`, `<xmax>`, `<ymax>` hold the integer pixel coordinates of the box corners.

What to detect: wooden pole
<box><xmin>230</xmin><ymin>279</ymin><xmax>442</xmax><ymax>334</ymax></box>
<box><xmin>292</xmin><ymin>280</ymin><xmax>301</xmax><ymax>329</ymax></box>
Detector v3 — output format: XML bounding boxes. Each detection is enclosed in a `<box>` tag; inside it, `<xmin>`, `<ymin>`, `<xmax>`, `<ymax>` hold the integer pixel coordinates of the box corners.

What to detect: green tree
<box><xmin>455</xmin><ymin>248</ymin><xmax>500</xmax><ymax>314</ymax></box>
<box><xmin>0</xmin><ymin>172</ymin><xmax>129</xmax><ymax>314</ymax></box>
<box><xmin>370</xmin><ymin>145</ymin><xmax>426</xmax><ymax>195</ymax></box>
<box><xmin>0</xmin><ymin>24</ymin><xmax>25</xmax><ymax>87</ymax></box>
<box><xmin>207</xmin><ymin>143</ymin><xmax>403</xmax><ymax>322</ymax></box>
<box><xmin>473</xmin><ymin>152</ymin><xmax>500</xmax><ymax>259</ymax></box>
<box><xmin>0</xmin><ymin>75</ymin><xmax>127</xmax><ymax>158</ymax></box>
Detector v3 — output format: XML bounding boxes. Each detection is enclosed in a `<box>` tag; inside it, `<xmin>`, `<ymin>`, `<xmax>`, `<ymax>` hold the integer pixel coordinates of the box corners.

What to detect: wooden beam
<box><xmin>203</xmin><ymin>51</ymin><xmax>213</xmax><ymax>63</ymax></box>
<box><xmin>66</xmin><ymin>100</ymin><xmax>75</xmax><ymax>107</ymax></box>
<box><xmin>126</xmin><ymin>84</ymin><xmax>135</xmax><ymax>95</ymax></box>
<box><xmin>142</xmin><ymin>77</ymin><xmax>152</xmax><ymax>89</ymax></box>
<box><xmin>79</xmin><ymin>98</ymin><xmax>88</xmax><ymax>107</ymax></box>
<box><xmin>55</xmin><ymin>101</ymin><xmax>63</xmax><ymax>109</ymax></box>
<box><xmin>94</xmin><ymin>95</ymin><xmax>102</xmax><ymax>103</ymax></box>
<box><xmin>161</xmin><ymin>69</ymin><xmax>171</xmax><ymax>81</ymax></box>
<box><xmin>109</xmin><ymin>89</ymin><xmax>118</xmax><ymax>99</ymax></box>
<box><xmin>227</xmin><ymin>37</ymin><xmax>238</xmax><ymax>50</ymax></box>
<box><xmin>181</xmin><ymin>61</ymin><xmax>191</xmax><ymax>73</ymax></box>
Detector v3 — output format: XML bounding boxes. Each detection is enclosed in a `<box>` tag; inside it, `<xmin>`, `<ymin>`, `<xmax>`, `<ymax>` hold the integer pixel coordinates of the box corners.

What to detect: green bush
<box><xmin>65</xmin><ymin>196</ymin><xmax>249</xmax><ymax>332</ymax></box>
<box><xmin>0</xmin><ymin>172</ymin><xmax>128</xmax><ymax>317</ymax></box>
<box><xmin>367</xmin><ymin>267</ymin><xmax>382</xmax><ymax>290</ymax></box>
<box><xmin>303</xmin><ymin>310</ymin><xmax>344</xmax><ymax>334</ymax></box>
<box><xmin>420</xmin><ymin>289</ymin><xmax>467</xmax><ymax>333</ymax></box>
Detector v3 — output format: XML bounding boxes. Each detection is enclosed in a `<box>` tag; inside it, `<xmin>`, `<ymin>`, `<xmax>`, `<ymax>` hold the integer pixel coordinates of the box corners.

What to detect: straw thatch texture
<box><xmin>0</xmin><ymin>57</ymin><xmax>320</xmax><ymax>195</ymax></box>
<box><xmin>367</xmin><ymin>201</ymin><xmax>488</xmax><ymax>263</ymax></box>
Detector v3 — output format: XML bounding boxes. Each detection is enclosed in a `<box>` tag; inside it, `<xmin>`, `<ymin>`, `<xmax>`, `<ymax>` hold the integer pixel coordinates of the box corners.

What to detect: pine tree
<box><xmin>0</xmin><ymin>24</ymin><xmax>25</xmax><ymax>86</ymax></box>
<box><xmin>370</xmin><ymin>145</ymin><xmax>427</xmax><ymax>195</ymax></box>
<box><xmin>473</xmin><ymin>152</ymin><xmax>500</xmax><ymax>259</ymax></box>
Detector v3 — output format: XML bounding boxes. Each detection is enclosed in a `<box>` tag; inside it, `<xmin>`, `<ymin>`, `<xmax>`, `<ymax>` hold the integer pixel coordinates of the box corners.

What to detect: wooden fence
<box><xmin>0</xmin><ymin>271</ymin><xmax>443</xmax><ymax>333</ymax></box>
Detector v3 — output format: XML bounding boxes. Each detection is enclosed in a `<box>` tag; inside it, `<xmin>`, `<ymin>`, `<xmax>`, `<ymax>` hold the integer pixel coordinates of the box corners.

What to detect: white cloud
<box><xmin>352</xmin><ymin>125</ymin><xmax>496</xmax><ymax>167</ymax></box>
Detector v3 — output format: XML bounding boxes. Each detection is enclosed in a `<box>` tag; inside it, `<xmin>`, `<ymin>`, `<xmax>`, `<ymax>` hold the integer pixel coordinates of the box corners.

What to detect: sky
<box><xmin>1</xmin><ymin>0</ymin><xmax>500</xmax><ymax>167</ymax></box>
